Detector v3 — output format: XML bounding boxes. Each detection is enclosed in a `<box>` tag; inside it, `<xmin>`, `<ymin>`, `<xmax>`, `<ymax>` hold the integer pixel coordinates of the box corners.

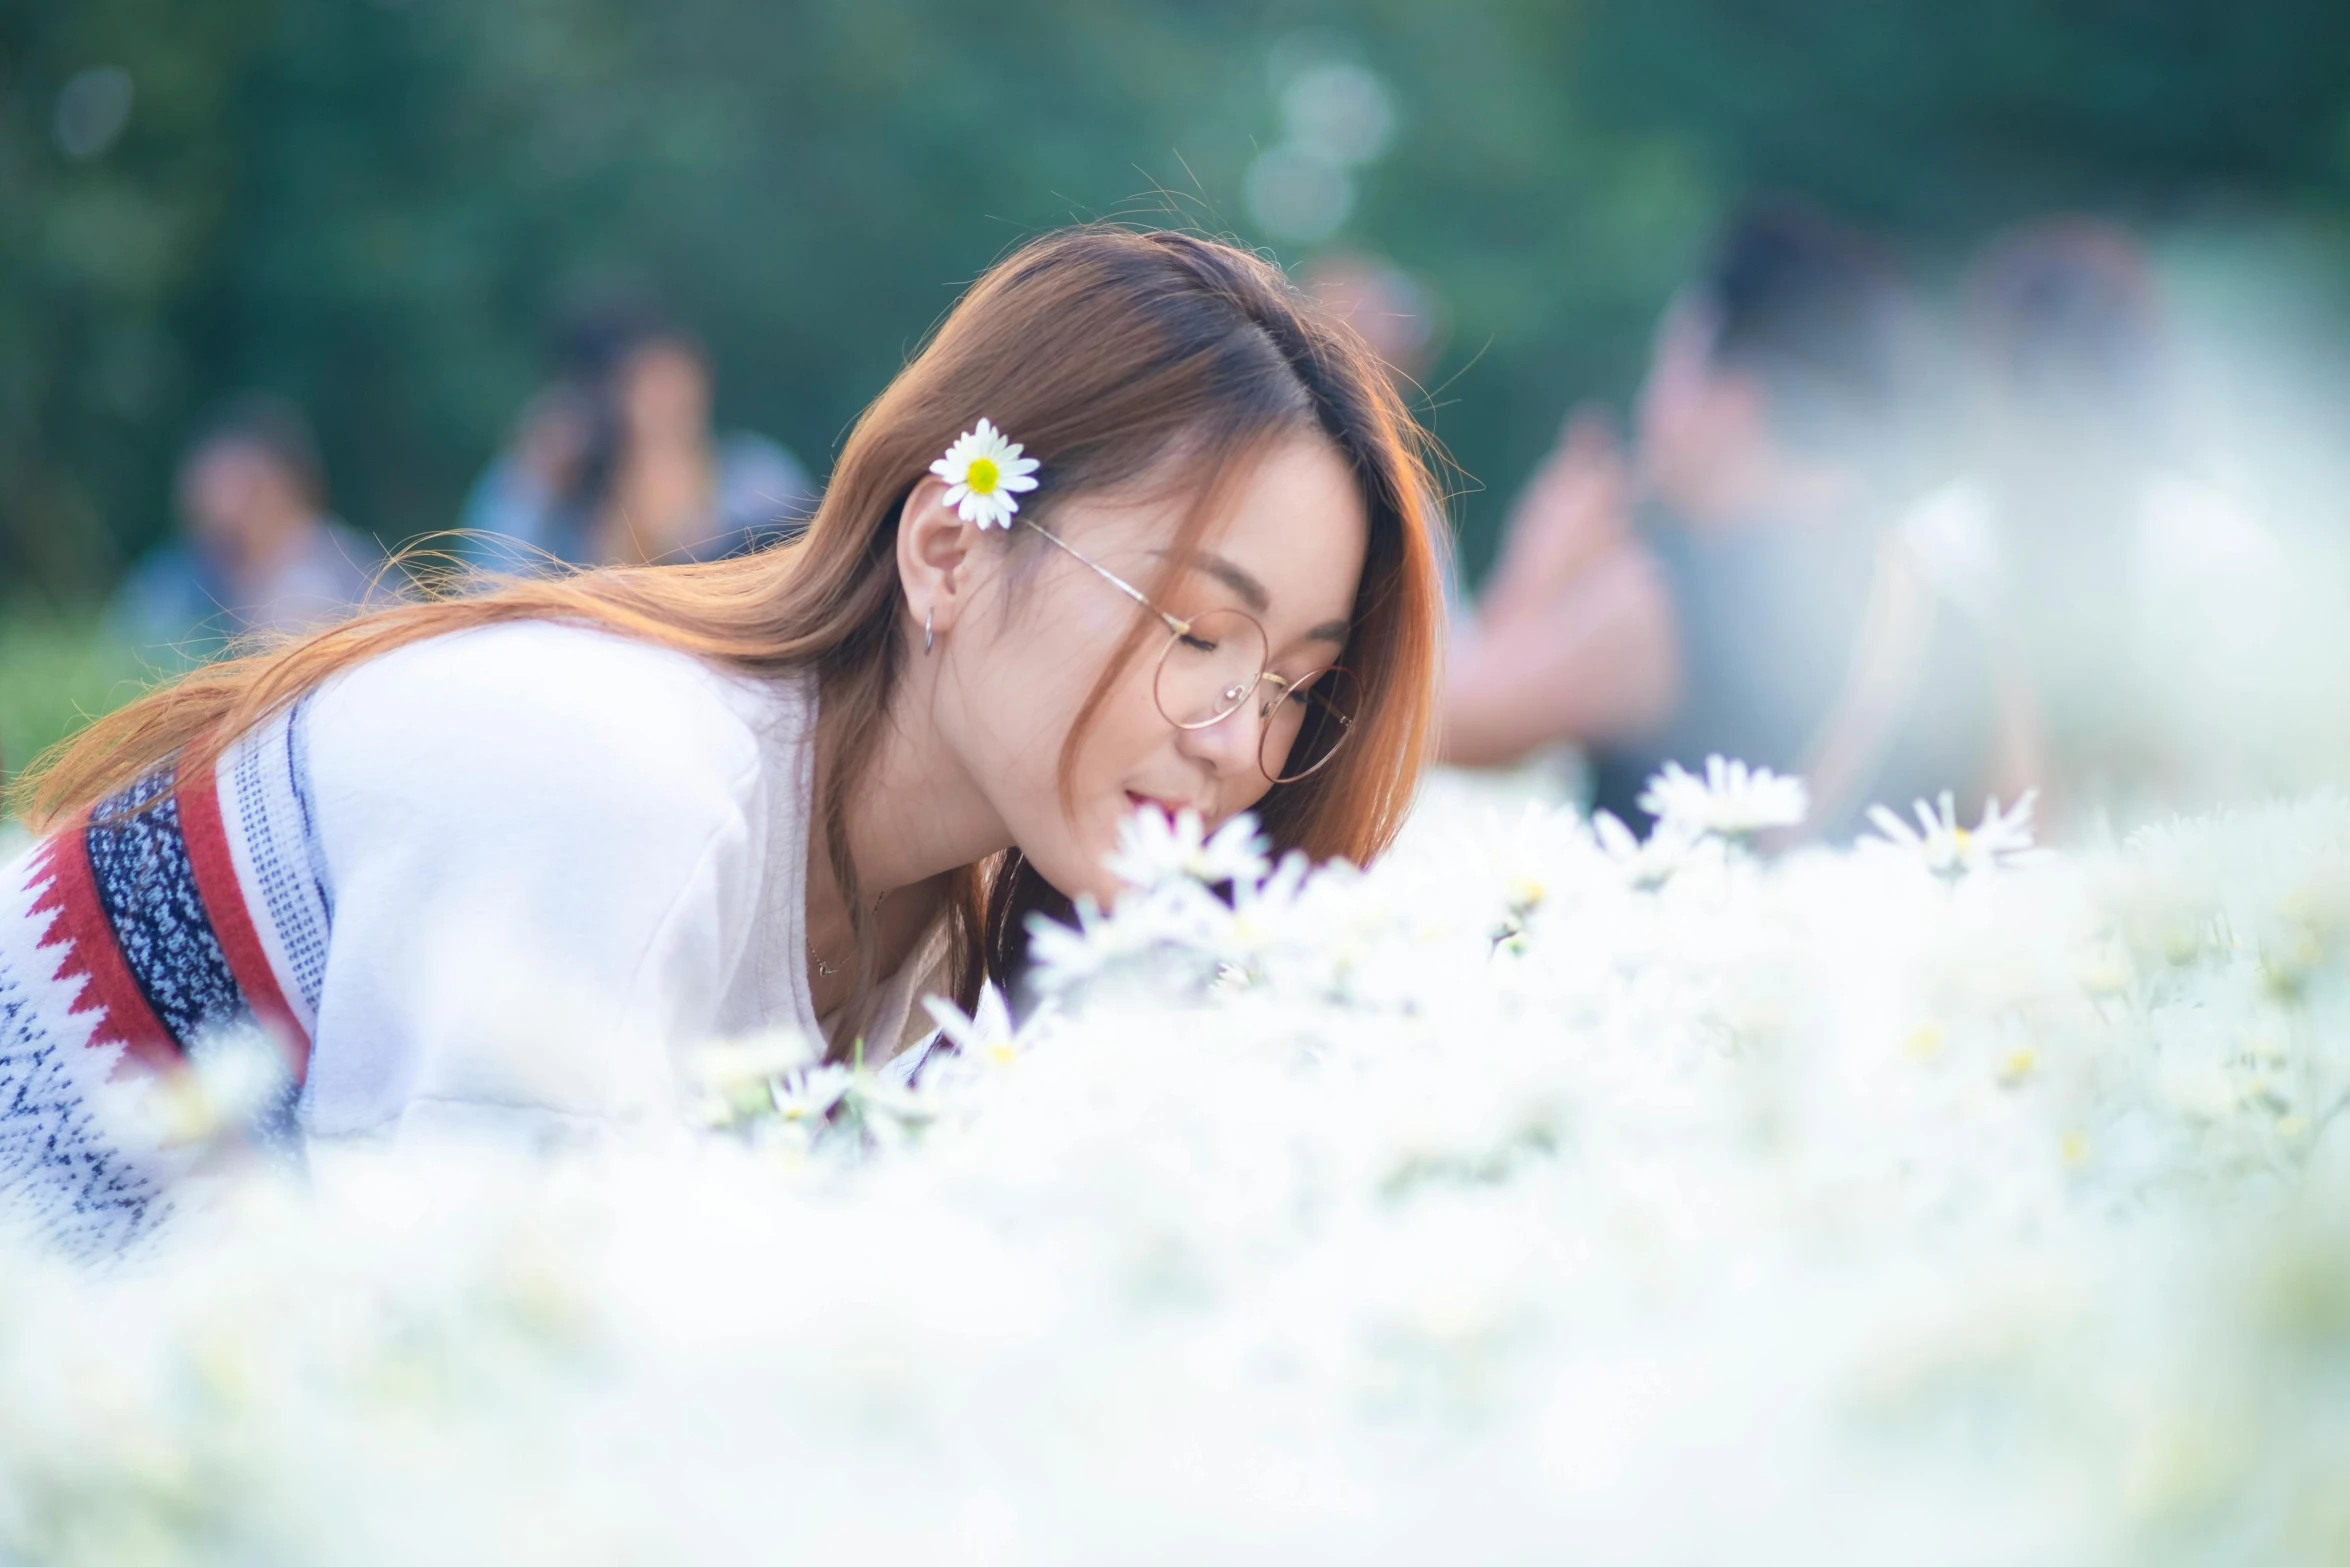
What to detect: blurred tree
<box><xmin>1578</xmin><ymin>0</ymin><xmax>2350</xmax><ymax>237</ymax></box>
<box><xmin>2</xmin><ymin>0</ymin><xmax>2346</xmax><ymax>604</ymax></box>
<box><xmin>2</xmin><ymin>0</ymin><xmax>281</xmax><ymax>599</ymax></box>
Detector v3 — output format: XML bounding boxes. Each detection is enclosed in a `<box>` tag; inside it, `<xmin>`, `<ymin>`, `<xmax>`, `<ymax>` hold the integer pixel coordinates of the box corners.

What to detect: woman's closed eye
<box><xmin>1267</xmin><ymin>671</ymin><xmax>1326</xmax><ymax>714</ymax></box>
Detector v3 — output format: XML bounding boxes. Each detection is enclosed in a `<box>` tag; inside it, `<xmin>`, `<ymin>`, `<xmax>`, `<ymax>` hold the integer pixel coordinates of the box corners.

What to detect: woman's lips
<box><xmin>1126</xmin><ymin>791</ymin><xmax>1189</xmax><ymax>823</ymax></box>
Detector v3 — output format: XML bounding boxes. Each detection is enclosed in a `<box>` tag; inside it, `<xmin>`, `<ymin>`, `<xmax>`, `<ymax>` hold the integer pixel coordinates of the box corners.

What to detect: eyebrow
<box><xmin>1156</xmin><ymin>549</ymin><xmax>1352</xmax><ymax>647</ymax></box>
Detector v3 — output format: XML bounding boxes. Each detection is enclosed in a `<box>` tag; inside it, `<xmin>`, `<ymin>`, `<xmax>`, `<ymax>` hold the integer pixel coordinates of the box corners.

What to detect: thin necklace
<box><xmin>811</xmin><ymin>887</ymin><xmax>891</xmax><ymax>979</ymax></box>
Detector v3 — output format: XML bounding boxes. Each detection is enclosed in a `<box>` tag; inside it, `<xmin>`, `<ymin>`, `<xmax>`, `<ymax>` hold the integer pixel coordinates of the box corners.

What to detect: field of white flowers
<box><xmin>5</xmin><ymin>765</ymin><xmax>2349</xmax><ymax>1565</ymax></box>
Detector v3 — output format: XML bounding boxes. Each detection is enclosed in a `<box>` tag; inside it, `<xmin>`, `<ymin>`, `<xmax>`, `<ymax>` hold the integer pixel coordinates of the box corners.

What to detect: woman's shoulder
<box><xmin>304</xmin><ymin>620</ymin><xmax>810</xmax><ymax>825</ymax></box>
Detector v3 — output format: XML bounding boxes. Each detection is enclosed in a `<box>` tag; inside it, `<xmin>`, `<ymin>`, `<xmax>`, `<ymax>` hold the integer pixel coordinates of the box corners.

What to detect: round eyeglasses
<box><xmin>1022</xmin><ymin>522</ymin><xmax>1360</xmax><ymax>784</ymax></box>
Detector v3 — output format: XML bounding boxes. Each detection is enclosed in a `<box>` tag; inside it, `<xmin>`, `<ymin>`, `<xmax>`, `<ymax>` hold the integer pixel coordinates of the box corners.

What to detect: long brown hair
<box><xmin>14</xmin><ymin>226</ymin><xmax>1448</xmax><ymax>1015</ymax></box>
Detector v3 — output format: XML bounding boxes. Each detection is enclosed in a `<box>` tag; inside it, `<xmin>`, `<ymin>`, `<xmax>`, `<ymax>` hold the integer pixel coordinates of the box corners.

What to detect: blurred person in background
<box><xmin>461</xmin><ymin>299</ymin><xmax>814</xmax><ymax>571</ymax></box>
<box><xmin>113</xmin><ymin>396</ymin><xmax>383</xmax><ymax>665</ymax></box>
<box><xmin>1902</xmin><ymin>219</ymin><xmax>2294</xmax><ymax>830</ymax></box>
<box><xmin>1446</xmin><ymin>201</ymin><xmax>1997</xmax><ymax>838</ymax></box>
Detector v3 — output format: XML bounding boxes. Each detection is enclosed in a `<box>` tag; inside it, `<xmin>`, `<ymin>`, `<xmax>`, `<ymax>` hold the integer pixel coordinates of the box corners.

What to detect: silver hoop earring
<box><xmin>924</xmin><ymin>608</ymin><xmax>935</xmax><ymax>654</ymax></box>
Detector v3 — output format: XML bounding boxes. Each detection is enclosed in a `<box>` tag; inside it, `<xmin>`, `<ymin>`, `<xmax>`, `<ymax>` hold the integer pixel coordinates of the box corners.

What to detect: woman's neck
<box><xmin>799</xmin><ymin>654</ymin><xmax>1011</xmax><ymax>1022</ymax></box>
<box><xmin>836</xmin><ymin>656</ymin><xmax>1012</xmax><ymax>896</ymax></box>
<box><xmin>803</xmin><ymin>652</ymin><xmax>1002</xmax><ymax>908</ymax></box>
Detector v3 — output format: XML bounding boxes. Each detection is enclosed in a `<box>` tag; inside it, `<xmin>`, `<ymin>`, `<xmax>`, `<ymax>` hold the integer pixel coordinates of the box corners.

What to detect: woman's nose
<box><xmin>1176</xmin><ymin>691</ymin><xmax>1266</xmax><ymax>776</ymax></box>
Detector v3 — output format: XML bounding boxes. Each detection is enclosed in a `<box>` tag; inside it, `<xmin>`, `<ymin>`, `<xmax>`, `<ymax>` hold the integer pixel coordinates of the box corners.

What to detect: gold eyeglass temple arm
<box><xmin>1020</xmin><ymin>518</ymin><xmax>1191</xmax><ymax>635</ymax></box>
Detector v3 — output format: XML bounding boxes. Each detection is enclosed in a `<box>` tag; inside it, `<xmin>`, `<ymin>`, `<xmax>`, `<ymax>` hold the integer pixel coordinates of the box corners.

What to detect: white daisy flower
<box><xmin>103</xmin><ymin>1021</ymin><xmax>295</xmax><ymax>1148</ymax></box>
<box><xmin>769</xmin><ymin>1063</ymin><xmax>853</xmax><ymax>1125</ymax></box>
<box><xmin>689</xmin><ymin>1032</ymin><xmax>817</xmax><ymax>1095</ymax></box>
<box><xmin>1636</xmin><ymin>755</ymin><xmax>1809</xmax><ymax>841</ymax></box>
<box><xmin>683</xmin><ymin>1032</ymin><xmax>819</xmax><ymax>1129</ymax></box>
<box><xmin>1105</xmin><ymin>805</ymin><xmax>1271</xmax><ymax>891</ymax></box>
<box><xmin>1592</xmin><ymin>809</ymin><xmax>1703</xmax><ymax>891</ymax></box>
<box><xmin>928</xmin><ymin>417</ymin><xmax>1040</xmax><ymax>530</ymax></box>
<box><xmin>835</xmin><ymin>1070</ymin><xmax>938</xmax><ymax>1141</ymax></box>
<box><xmin>1863</xmin><ymin>789</ymin><xmax>2041</xmax><ymax>880</ymax></box>
<box><xmin>923</xmin><ymin>984</ymin><xmax>1021</xmax><ymax>1069</ymax></box>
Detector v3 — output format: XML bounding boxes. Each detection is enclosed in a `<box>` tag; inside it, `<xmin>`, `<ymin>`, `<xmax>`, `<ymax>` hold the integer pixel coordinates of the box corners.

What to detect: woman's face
<box><xmin>940</xmin><ymin>433</ymin><xmax>1368</xmax><ymax>906</ymax></box>
<box><xmin>619</xmin><ymin>341</ymin><xmax>712</xmax><ymax>444</ymax></box>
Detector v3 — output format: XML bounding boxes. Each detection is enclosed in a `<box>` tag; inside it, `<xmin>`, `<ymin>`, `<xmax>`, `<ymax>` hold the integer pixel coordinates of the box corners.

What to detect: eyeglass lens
<box><xmin>1264</xmin><ymin>664</ymin><xmax>1360</xmax><ymax>783</ymax></box>
<box><xmin>1153</xmin><ymin>608</ymin><xmax>1359</xmax><ymax>783</ymax></box>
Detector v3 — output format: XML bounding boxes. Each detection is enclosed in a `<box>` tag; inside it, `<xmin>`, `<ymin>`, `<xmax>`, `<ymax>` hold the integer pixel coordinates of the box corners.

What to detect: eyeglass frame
<box><xmin>1014</xmin><ymin>516</ymin><xmax>1356</xmax><ymax>783</ymax></box>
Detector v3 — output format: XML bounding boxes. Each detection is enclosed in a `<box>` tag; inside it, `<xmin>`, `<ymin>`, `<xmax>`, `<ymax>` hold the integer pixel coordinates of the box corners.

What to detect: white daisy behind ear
<box><xmin>929</xmin><ymin>417</ymin><xmax>1040</xmax><ymax>530</ymax></box>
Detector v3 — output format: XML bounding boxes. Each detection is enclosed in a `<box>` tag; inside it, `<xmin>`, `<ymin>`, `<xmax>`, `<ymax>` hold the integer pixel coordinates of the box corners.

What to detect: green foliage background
<box><xmin>4</xmin><ymin>0</ymin><xmax>2350</xmax><ymax>763</ymax></box>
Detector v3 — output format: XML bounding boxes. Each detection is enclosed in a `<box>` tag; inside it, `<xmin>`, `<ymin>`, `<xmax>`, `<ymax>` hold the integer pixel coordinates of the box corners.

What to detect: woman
<box><xmin>0</xmin><ymin>227</ymin><xmax>1446</xmax><ymax>1255</ymax></box>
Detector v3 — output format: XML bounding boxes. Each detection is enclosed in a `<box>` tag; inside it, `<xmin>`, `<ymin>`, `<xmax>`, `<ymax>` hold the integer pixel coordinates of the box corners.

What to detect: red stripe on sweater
<box><xmin>23</xmin><ymin>824</ymin><xmax>179</xmax><ymax>1076</ymax></box>
<box><xmin>176</xmin><ymin>756</ymin><xmax>312</xmax><ymax>1084</ymax></box>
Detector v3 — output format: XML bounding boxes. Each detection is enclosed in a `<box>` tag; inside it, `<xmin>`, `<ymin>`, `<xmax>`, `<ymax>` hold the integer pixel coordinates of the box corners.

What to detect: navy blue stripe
<box><xmin>287</xmin><ymin>695</ymin><xmax>334</xmax><ymax>922</ymax></box>
<box><xmin>84</xmin><ymin>768</ymin><xmax>247</xmax><ymax>1052</ymax></box>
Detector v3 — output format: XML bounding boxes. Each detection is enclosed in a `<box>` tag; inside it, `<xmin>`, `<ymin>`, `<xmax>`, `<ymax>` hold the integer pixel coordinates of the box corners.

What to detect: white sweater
<box><xmin>298</xmin><ymin>620</ymin><xmax>944</xmax><ymax>1141</ymax></box>
<box><xmin>0</xmin><ymin>622</ymin><xmax>944</xmax><ymax>1251</ymax></box>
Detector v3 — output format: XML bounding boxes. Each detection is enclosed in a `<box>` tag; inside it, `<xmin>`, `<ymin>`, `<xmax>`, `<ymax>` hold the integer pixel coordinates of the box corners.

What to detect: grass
<box><xmin>0</xmin><ymin>608</ymin><xmax>153</xmax><ymax>810</ymax></box>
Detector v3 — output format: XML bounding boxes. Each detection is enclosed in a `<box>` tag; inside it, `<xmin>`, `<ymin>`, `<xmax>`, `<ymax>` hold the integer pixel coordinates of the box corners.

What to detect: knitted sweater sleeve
<box><xmin>294</xmin><ymin>623</ymin><xmax>772</xmax><ymax>1149</ymax></box>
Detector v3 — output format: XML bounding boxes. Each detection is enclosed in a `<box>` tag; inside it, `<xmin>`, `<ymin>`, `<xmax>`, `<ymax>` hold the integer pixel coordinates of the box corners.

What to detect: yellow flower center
<box><xmin>966</xmin><ymin>455</ymin><xmax>1000</xmax><ymax>494</ymax></box>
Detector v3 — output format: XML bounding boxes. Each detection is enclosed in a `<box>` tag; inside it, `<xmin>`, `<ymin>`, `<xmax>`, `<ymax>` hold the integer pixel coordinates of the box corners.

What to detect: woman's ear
<box><xmin>897</xmin><ymin>476</ymin><xmax>984</xmax><ymax>638</ymax></box>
